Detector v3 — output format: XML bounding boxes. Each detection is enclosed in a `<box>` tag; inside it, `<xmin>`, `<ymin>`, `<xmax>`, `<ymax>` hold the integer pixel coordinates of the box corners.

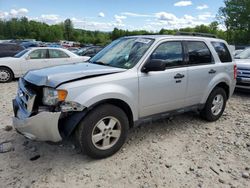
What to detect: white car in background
<box><xmin>0</xmin><ymin>47</ymin><xmax>90</xmax><ymax>82</ymax></box>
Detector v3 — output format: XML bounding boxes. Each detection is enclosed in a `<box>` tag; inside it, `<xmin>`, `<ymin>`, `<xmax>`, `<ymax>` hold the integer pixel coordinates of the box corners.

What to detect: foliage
<box><xmin>218</xmin><ymin>0</ymin><xmax>250</xmax><ymax>44</ymax></box>
<box><xmin>0</xmin><ymin>12</ymin><xmax>248</xmax><ymax>46</ymax></box>
<box><xmin>0</xmin><ymin>17</ymin><xmax>112</xmax><ymax>45</ymax></box>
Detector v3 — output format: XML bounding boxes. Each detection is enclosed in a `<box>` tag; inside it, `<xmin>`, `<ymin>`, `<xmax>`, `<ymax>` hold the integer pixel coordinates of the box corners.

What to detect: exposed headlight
<box><xmin>43</xmin><ymin>87</ymin><xmax>68</xmax><ymax>106</ymax></box>
<box><xmin>60</xmin><ymin>101</ymin><xmax>85</xmax><ymax>112</ymax></box>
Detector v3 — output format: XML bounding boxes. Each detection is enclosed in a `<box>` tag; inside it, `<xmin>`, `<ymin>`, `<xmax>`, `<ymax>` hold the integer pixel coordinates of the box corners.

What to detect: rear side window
<box><xmin>211</xmin><ymin>42</ymin><xmax>232</xmax><ymax>63</ymax></box>
<box><xmin>186</xmin><ymin>41</ymin><xmax>213</xmax><ymax>65</ymax></box>
<box><xmin>49</xmin><ymin>49</ymin><xmax>69</xmax><ymax>58</ymax></box>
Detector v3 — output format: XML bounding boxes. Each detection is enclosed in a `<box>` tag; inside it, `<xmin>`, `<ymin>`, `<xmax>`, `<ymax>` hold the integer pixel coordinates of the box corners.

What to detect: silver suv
<box><xmin>12</xmin><ymin>35</ymin><xmax>236</xmax><ymax>158</ymax></box>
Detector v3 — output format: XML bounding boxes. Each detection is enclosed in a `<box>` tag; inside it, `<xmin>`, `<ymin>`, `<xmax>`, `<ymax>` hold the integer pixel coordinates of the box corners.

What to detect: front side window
<box><xmin>29</xmin><ymin>49</ymin><xmax>47</xmax><ymax>59</ymax></box>
<box><xmin>90</xmin><ymin>37</ymin><xmax>154</xmax><ymax>69</ymax></box>
<box><xmin>49</xmin><ymin>49</ymin><xmax>69</xmax><ymax>58</ymax></box>
<box><xmin>150</xmin><ymin>41</ymin><xmax>184</xmax><ymax>68</ymax></box>
<box><xmin>211</xmin><ymin>42</ymin><xmax>232</xmax><ymax>62</ymax></box>
<box><xmin>186</xmin><ymin>41</ymin><xmax>213</xmax><ymax>65</ymax></box>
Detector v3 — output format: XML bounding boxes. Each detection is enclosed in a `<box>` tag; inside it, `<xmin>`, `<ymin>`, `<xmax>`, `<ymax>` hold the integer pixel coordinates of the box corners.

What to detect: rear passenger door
<box><xmin>185</xmin><ymin>41</ymin><xmax>217</xmax><ymax>106</ymax></box>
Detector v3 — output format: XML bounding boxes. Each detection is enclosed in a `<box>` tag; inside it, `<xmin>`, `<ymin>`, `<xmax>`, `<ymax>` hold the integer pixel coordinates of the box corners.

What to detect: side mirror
<box><xmin>25</xmin><ymin>56</ymin><xmax>30</xmax><ymax>60</ymax></box>
<box><xmin>142</xmin><ymin>59</ymin><xmax>166</xmax><ymax>73</ymax></box>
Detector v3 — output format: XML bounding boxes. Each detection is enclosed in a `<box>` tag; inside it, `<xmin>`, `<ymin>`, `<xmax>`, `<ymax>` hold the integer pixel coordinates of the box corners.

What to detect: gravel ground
<box><xmin>0</xmin><ymin>82</ymin><xmax>249</xmax><ymax>188</ymax></box>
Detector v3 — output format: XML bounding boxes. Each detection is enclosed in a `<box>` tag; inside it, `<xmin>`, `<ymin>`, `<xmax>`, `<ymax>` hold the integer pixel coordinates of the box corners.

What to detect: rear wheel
<box><xmin>201</xmin><ymin>87</ymin><xmax>227</xmax><ymax>122</ymax></box>
<box><xmin>0</xmin><ymin>67</ymin><xmax>13</xmax><ymax>83</ymax></box>
<box><xmin>76</xmin><ymin>104</ymin><xmax>129</xmax><ymax>159</ymax></box>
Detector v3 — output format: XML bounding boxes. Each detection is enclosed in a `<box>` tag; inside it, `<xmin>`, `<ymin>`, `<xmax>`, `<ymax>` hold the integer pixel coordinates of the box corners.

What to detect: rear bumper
<box><xmin>12</xmin><ymin>99</ymin><xmax>62</xmax><ymax>142</ymax></box>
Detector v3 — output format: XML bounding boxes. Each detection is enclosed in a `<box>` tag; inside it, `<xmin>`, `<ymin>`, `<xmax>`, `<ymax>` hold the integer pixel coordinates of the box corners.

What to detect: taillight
<box><xmin>234</xmin><ymin>64</ymin><xmax>237</xmax><ymax>80</ymax></box>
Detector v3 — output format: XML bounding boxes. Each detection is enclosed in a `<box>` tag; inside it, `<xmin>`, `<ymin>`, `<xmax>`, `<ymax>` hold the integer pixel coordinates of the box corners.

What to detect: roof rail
<box><xmin>175</xmin><ymin>32</ymin><xmax>217</xmax><ymax>38</ymax></box>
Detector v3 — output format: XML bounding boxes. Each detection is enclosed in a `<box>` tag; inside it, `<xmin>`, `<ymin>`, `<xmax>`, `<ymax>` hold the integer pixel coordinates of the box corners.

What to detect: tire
<box><xmin>200</xmin><ymin>87</ymin><xmax>227</xmax><ymax>122</ymax></box>
<box><xmin>76</xmin><ymin>104</ymin><xmax>129</xmax><ymax>159</ymax></box>
<box><xmin>0</xmin><ymin>67</ymin><xmax>13</xmax><ymax>83</ymax></box>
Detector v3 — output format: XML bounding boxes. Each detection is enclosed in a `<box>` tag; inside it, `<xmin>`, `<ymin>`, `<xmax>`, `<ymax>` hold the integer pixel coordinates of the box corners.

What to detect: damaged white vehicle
<box><xmin>13</xmin><ymin>35</ymin><xmax>236</xmax><ymax>159</ymax></box>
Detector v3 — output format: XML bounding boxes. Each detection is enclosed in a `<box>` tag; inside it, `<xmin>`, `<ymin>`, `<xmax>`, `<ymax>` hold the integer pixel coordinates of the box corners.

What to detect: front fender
<box><xmin>72</xmin><ymin>83</ymin><xmax>138</xmax><ymax>121</ymax></box>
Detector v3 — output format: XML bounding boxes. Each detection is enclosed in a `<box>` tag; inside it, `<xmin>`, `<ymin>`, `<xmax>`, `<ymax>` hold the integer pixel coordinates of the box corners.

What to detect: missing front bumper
<box><xmin>12</xmin><ymin>99</ymin><xmax>62</xmax><ymax>142</ymax></box>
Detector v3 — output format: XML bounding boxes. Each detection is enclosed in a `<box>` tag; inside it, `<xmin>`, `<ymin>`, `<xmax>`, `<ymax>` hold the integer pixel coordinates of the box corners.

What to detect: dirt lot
<box><xmin>0</xmin><ymin>82</ymin><xmax>249</xmax><ymax>188</ymax></box>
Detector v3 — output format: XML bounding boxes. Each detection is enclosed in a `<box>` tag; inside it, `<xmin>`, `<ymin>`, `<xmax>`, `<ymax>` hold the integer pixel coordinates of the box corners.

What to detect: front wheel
<box><xmin>76</xmin><ymin>104</ymin><xmax>129</xmax><ymax>159</ymax></box>
<box><xmin>200</xmin><ymin>87</ymin><xmax>227</xmax><ymax>122</ymax></box>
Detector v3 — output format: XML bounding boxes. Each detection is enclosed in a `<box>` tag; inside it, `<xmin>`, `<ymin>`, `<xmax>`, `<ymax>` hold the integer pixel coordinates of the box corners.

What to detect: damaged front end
<box><xmin>12</xmin><ymin>78</ymin><xmax>85</xmax><ymax>142</ymax></box>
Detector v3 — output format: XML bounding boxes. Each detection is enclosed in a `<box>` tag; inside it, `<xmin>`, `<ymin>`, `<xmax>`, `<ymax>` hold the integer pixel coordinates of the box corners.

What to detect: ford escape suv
<box><xmin>12</xmin><ymin>35</ymin><xmax>236</xmax><ymax>159</ymax></box>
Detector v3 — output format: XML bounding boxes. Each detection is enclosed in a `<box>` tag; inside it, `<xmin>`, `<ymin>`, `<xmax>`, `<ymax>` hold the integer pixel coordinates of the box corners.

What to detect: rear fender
<box><xmin>201</xmin><ymin>72</ymin><xmax>232</xmax><ymax>104</ymax></box>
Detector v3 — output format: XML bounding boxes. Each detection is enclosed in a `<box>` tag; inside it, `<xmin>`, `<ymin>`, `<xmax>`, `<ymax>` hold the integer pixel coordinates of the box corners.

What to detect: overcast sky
<box><xmin>0</xmin><ymin>0</ymin><xmax>225</xmax><ymax>31</ymax></box>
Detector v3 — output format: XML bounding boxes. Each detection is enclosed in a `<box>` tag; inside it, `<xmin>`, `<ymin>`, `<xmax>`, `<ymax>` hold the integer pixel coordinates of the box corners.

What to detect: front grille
<box><xmin>237</xmin><ymin>68</ymin><xmax>250</xmax><ymax>78</ymax></box>
<box><xmin>16</xmin><ymin>78</ymin><xmax>37</xmax><ymax>116</ymax></box>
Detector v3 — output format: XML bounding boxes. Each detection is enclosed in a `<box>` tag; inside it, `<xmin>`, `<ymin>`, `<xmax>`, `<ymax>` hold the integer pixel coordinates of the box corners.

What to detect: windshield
<box><xmin>89</xmin><ymin>37</ymin><xmax>154</xmax><ymax>69</ymax></box>
<box><xmin>14</xmin><ymin>49</ymin><xmax>29</xmax><ymax>58</ymax></box>
<box><xmin>235</xmin><ymin>48</ymin><xmax>250</xmax><ymax>59</ymax></box>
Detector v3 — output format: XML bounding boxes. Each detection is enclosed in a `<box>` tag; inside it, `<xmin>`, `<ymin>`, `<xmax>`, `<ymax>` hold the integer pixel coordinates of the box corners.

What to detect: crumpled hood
<box><xmin>24</xmin><ymin>62</ymin><xmax>126</xmax><ymax>87</ymax></box>
<box><xmin>235</xmin><ymin>59</ymin><xmax>250</xmax><ymax>69</ymax></box>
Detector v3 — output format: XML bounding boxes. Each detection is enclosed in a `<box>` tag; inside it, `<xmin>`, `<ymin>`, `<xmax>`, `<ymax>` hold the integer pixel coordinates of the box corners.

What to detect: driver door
<box><xmin>138</xmin><ymin>41</ymin><xmax>188</xmax><ymax>117</ymax></box>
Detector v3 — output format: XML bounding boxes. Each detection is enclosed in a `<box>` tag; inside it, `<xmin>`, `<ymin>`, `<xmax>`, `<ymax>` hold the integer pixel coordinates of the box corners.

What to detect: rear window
<box><xmin>211</xmin><ymin>42</ymin><xmax>232</xmax><ymax>63</ymax></box>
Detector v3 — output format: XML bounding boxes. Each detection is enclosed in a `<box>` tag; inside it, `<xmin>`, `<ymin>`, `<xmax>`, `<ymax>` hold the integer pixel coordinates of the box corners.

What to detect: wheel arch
<box><xmin>0</xmin><ymin>65</ymin><xmax>15</xmax><ymax>78</ymax></box>
<box><xmin>215</xmin><ymin>82</ymin><xmax>230</xmax><ymax>99</ymax></box>
<box><xmin>87</xmin><ymin>98</ymin><xmax>134</xmax><ymax>128</ymax></box>
<box><xmin>202</xmin><ymin>81</ymin><xmax>230</xmax><ymax>105</ymax></box>
<box><xmin>58</xmin><ymin>98</ymin><xmax>135</xmax><ymax>139</ymax></box>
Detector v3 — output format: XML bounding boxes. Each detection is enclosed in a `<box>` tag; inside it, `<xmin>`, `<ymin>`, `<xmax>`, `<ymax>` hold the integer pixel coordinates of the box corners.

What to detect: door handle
<box><xmin>208</xmin><ymin>69</ymin><xmax>216</xmax><ymax>74</ymax></box>
<box><xmin>174</xmin><ymin>73</ymin><xmax>185</xmax><ymax>79</ymax></box>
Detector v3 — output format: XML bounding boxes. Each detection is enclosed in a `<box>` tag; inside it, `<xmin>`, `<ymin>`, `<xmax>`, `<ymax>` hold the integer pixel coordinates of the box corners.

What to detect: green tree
<box><xmin>218</xmin><ymin>0</ymin><xmax>250</xmax><ymax>44</ymax></box>
<box><xmin>64</xmin><ymin>18</ymin><xmax>74</xmax><ymax>40</ymax></box>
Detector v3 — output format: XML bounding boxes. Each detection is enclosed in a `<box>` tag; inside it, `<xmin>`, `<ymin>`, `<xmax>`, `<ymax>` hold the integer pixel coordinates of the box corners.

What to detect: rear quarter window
<box><xmin>211</xmin><ymin>42</ymin><xmax>232</xmax><ymax>63</ymax></box>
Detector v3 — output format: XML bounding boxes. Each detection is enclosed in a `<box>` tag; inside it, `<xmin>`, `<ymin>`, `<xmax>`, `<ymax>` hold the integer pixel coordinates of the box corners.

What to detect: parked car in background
<box><xmin>46</xmin><ymin>43</ymin><xmax>62</xmax><ymax>48</ymax></box>
<box><xmin>77</xmin><ymin>46</ymin><xmax>103</xmax><ymax>57</ymax></box>
<box><xmin>0</xmin><ymin>47</ymin><xmax>90</xmax><ymax>82</ymax></box>
<box><xmin>12</xmin><ymin>35</ymin><xmax>236</xmax><ymax>159</ymax></box>
<box><xmin>20</xmin><ymin>41</ymin><xmax>38</xmax><ymax>48</ymax></box>
<box><xmin>233</xmin><ymin>49</ymin><xmax>244</xmax><ymax>57</ymax></box>
<box><xmin>235</xmin><ymin>48</ymin><xmax>250</xmax><ymax>90</ymax></box>
<box><xmin>68</xmin><ymin>47</ymin><xmax>80</xmax><ymax>54</ymax></box>
<box><xmin>0</xmin><ymin>43</ymin><xmax>25</xmax><ymax>58</ymax></box>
